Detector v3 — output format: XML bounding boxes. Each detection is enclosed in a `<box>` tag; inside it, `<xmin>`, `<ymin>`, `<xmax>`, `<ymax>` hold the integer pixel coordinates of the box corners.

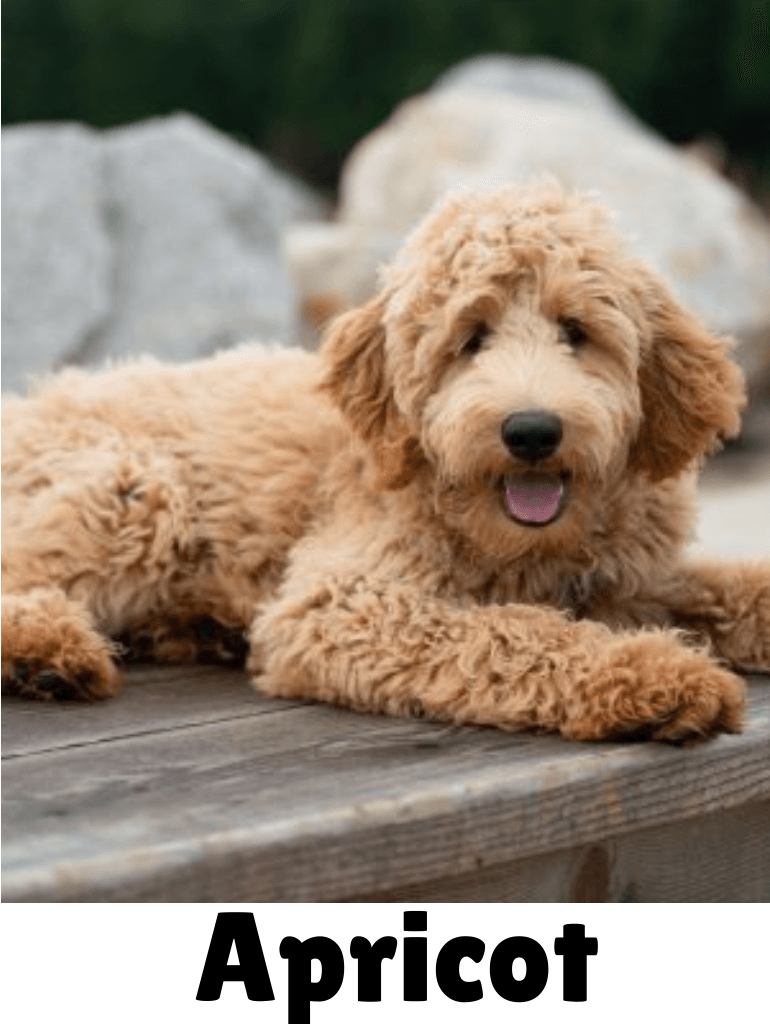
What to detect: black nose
<box><xmin>501</xmin><ymin>411</ymin><xmax>563</xmax><ymax>463</ymax></box>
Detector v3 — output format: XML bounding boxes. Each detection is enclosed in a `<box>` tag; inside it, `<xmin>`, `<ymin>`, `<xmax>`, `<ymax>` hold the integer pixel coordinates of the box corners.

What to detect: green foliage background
<box><xmin>3</xmin><ymin>0</ymin><xmax>769</xmax><ymax>194</ymax></box>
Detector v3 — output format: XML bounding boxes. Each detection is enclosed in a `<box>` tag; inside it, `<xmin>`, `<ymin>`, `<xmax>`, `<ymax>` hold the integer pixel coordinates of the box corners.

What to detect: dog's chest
<box><xmin>459</xmin><ymin>561</ymin><xmax>599</xmax><ymax>617</ymax></box>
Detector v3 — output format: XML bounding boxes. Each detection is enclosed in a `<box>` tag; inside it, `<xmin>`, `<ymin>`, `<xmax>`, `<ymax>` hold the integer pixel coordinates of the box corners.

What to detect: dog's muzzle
<box><xmin>500</xmin><ymin>411</ymin><xmax>568</xmax><ymax>525</ymax></box>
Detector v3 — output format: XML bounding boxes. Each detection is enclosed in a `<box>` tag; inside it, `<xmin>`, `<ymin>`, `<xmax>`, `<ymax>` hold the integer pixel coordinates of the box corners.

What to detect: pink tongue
<box><xmin>505</xmin><ymin>476</ymin><xmax>564</xmax><ymax>523</ymax></box>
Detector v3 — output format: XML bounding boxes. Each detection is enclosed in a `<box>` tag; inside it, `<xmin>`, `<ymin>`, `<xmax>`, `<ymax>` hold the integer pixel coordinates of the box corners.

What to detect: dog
<box><xmin>3</xmin><ymin>182</ymin><xmax>769</xmax><ymax>741</ymax></box>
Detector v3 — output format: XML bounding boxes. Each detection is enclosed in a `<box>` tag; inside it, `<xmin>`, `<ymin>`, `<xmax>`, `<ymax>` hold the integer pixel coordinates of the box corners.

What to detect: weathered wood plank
<box><xmin>1</xmin><ymin>665</ymin><xmax>303</xmax><ymax>757</ymax></box>
<box><xmin>355</xmin><ymin>800</ymin><xmax>770</xmax><ymax>902</ymax></box>
<box><xmin>3</xmin><ymin>668</ymin><xmax>769</xmax><ymax>902</ymax></box>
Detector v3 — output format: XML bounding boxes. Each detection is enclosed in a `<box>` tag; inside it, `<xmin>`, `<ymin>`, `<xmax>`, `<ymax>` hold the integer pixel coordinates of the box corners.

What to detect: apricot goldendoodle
<box><xmin>3</xmin><ymin>183</ymin><xmax>769</xmax><ymax>741</ymax></box>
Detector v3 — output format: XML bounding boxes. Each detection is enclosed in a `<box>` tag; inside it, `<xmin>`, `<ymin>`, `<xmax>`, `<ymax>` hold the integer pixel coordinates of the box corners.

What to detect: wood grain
<box><xmin>1</xmin><ymin>665</ymin><xmax>303</xmax><ymax>757</ymax></box>
<box><xmin>355</xmin><ymin>800</ymin><xmax>770</xmax><ymax>902</ymax></box>
<box><xmin>3</xmin><ymin>667</ymin><xmax>769</xmax><ymax>902</ymax></box>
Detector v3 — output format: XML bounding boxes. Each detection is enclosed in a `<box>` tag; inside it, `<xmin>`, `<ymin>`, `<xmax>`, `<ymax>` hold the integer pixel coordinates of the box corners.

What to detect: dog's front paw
<box><xmin>2</xmin><ymin>591</ymin><xmax>121</xmax><ymax>701</ymax></box>
<box><xmin>731</xmin><ymin>564</ymin><xmax>770</xmax><ymax>672</ymax></box>
<box><xmin>676</xmin><ymin>561</ymin><xmax>770</xmax><ymax>673</ymax></box>
<box><xmin>562</xmin><ymin>633</ymin><xmax>745</xmax><ymax>743</ymax></box>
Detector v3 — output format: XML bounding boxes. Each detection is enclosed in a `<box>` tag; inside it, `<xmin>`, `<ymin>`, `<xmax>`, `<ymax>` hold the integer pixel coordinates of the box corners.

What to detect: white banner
<box><xmin>2</xmin><ymin>904</ymin><xmax>763</xmax><ymax>1023</ymax></box>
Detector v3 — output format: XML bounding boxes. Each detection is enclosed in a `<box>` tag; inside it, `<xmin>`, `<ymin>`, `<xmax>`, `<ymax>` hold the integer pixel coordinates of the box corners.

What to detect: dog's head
<box><xmin>319</xmin><ymin>183</ymin><xmax>745</xmax><ymax>556</ymax></box>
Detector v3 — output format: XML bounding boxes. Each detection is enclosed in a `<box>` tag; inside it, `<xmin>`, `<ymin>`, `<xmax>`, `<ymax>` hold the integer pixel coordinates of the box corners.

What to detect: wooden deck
<box><xmin>3</xmin><ymin>664</ymin><xmax>769</xmax><ymax>902</ymax></box>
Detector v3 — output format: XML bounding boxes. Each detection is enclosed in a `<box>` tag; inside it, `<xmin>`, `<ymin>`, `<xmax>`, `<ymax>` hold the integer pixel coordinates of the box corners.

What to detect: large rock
<box><xmin>285</xmin><ymin>58</ymin><xmax>770</xmax><ymax>384</ymax></box>
<box><xmin>1</xmin><ymin>124</ymin><xmax>112</xmax><ymax>393</ymax></box>
<box><xmin>2</xmin><ymin>113</ymin><xmax>325</xmax><ymax>393</ymax></box>
<box><xmin>431</xmin><ymin>53</ymin><xmax>655</xmax><ymax>137</ymax></box>
<box><xmin>99</xmin><ymin>114</ymin><xmax>323</xmax><ymax>363</ymax></box>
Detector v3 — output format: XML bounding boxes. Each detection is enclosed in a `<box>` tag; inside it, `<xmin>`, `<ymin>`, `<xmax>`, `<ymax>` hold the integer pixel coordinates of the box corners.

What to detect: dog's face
<box><xmin>320</xmin><ymin>184</ymin><xmax>745</xmax><ymax>560</ymax></box>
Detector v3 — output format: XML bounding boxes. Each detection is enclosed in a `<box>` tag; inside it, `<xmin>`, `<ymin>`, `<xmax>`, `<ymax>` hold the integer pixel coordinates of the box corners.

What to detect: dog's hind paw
<box><xmin>1</xmin><ymin>590</ymin><xmax>121</xmax><ymax>701</ymax></box>
<box><xmin>3</xmin><ymin>660</ymin><xmax>119</xmax><ymax>701</ymax></box>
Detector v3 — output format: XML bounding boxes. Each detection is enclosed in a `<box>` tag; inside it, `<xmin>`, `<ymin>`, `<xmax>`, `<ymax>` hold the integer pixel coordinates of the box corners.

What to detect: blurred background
<box><xmin>3</xmin><ymin>0</ymin><xmax>770</xmax><ymax>554</ymax></box>
<box><xmin>4</xmin><ymin>0</ymin><xmax>770</xmax><ymax>201</ymax></box>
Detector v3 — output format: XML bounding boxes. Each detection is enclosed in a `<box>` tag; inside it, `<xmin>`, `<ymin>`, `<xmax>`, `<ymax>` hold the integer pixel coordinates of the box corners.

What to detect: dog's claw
<box><xmin>4</xmin><ymin>662</ymin><xmax>105</xmax><ymax>702</ymax></box>
<box><xmin>35</xmin><ymin>670</ymin><xmax>70</xmax><ymax>695</ymax></box>
<box><xmin>194</xmin><ymin>617</ymin><xmax>249</xmax><ymax>666</ymax></box>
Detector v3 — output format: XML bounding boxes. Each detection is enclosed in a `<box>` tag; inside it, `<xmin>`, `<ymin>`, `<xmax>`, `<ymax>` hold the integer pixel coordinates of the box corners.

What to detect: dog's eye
<box><xmin>558</xmin><ymin>318</ymin><xmax>588</xmax><ymax>351</ymax></box>
<box><xmin>461</xmin><ymin>323</ymin><xmax>491</xmax><ymax>356</ymax></box>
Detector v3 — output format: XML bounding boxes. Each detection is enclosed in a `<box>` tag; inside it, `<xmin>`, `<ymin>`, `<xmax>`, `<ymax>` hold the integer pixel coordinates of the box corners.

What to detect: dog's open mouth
<box><xmin>502</xmin><ymin>472</ymin><xmax>569</xmax><ymax>526</ymax></box>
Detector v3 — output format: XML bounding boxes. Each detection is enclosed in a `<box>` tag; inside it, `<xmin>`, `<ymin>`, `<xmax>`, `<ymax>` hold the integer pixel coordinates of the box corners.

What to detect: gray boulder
<box><xmin>99</xmin><ymin>114</ymin><xmax>322</xmax><ymax>363</ymax></box>
<box><xmin>285</xmin><ymin>59</ymin><xmax>770</xmax><ymax>385</ymax></box>
<box><xmin>2</xmin><ymin>124</ymin><xmax>112</xmax><ymax>393</ymax></box>
<box><xmin>2</xmin><ymin>113</ymin><xmax>325</xmax><ymax>393</ymax></box>
<box><xmin>431</xmin><ymin>53</ymin><xmax>655</xmax><ymax>137</ymax></box>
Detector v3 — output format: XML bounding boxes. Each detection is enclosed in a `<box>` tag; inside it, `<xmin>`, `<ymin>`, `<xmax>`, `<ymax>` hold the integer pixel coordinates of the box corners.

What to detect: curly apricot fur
<box><xmin>4</xmin><ymin>183</ymin><xmax>764</xmax><ymax>740</ymax></box>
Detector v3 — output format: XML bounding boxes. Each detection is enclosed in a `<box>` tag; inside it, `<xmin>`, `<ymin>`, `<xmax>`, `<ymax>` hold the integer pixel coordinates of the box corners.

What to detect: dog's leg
<box><xmin>1</xmin><ymin>446</ymin><xmax>198</xmax><ymax>698</ymax></box>
<box><xmin>648</xmin><ymin>560</ymin><xmax>770</xmax><ymax>673</ymax></box>
<box><xmin>2</xmin><ymin>588</ymin><xmax>121</xmax><ymax>699</ymax></box>
<box><xmin>251</xmin><ymin>579</ymin><xmax>745</xmax><ymax>742</ymax></box>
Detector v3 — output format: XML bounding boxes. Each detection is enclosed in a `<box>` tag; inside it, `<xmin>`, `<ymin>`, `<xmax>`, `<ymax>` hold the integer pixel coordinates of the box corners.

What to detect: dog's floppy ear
<box><xmin>628</xmin><ymin>274</ymin><xmax>745</xmax><ymax>482</ymax></box>
<box><xmin>318</xmin><ymin>295</ymin><xmax>424</xmax><ymax>490</ymax></box>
